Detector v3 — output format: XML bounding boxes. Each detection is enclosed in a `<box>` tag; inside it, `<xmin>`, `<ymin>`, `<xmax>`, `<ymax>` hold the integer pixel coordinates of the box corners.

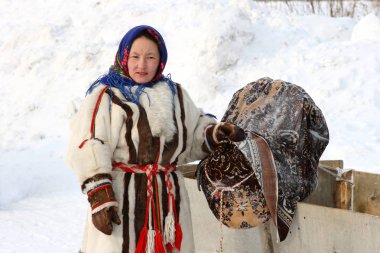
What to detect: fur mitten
<box><xmin>82</xmin><ymin>173</ymin><xmax>121</xmax><ymax>235</ymax></box>
<box><xmin>203</xmin><ymin>122</ymin><xmax>245</xmax><ymax>152</ymax></box>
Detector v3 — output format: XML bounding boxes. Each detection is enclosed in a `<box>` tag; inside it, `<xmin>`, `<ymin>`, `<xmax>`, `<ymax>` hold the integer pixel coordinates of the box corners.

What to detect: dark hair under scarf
<box><xmin>87</xmin><ymin>25</ymin><xmax>176</xmax><ymax>104</ymax></box>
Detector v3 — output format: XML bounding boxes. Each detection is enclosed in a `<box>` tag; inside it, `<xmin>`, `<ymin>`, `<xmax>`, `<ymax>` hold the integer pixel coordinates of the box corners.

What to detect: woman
<box><xmin>66</xmin><ymin>25</ymin><xmax>244</xmax><ymax>253</ymax></box>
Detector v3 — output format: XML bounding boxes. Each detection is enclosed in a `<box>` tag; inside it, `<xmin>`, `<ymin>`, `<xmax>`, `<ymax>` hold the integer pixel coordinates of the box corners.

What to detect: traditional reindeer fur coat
<box><xmin>66</xmin><ymin>80</ymin><xmax>216</xmax><ymax>253</ymax></box>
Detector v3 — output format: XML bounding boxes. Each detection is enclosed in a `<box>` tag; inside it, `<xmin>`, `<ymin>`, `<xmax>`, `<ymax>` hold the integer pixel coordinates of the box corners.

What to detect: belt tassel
<box><xmin>113</xmin><ymin>162</ymin><xmax>179</xmax><ymax>253</ymax></box>
<box><xmin>164</xmin><ymin>168</ymin><xmax>182</xmax><ymax>252</ymax></box>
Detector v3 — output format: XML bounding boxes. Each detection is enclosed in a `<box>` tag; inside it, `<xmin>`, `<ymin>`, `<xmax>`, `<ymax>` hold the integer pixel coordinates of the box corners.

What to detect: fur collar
<box><xmin>134</xmin><ymin>81</ymin><xmax>177</xmax><ymax>142</ymax></box>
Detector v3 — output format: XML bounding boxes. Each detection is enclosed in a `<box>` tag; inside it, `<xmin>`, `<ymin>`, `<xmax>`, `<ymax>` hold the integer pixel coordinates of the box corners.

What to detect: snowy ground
<box><xmin>1</xmin><ymin>0</ymin><xmax>380</xmax><ymax>252</ymax></box>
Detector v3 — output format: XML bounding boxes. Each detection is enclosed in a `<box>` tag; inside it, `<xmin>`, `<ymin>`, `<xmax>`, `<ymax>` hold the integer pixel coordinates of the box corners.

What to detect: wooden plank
<box><xmin>352</xmin><ymin>171</ymin><xmax>380</xmax><ymax>216</ymax></box>
<box><xmin>319</xmin><ymin>160</ymin><xmax>344</xmax><ymax>169</ymax></box>
<box><xmin>275</xmin><ymin>202</ymin><xmax>380</xmax><ymax>253</ymax></box>
<box><xmin>177</xmin><ymin>164</ymin><xmax>197</xmax><ymax>179</ymax></box>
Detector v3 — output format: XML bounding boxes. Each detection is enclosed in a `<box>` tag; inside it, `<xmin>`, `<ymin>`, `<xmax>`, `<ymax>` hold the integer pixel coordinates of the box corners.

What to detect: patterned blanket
<box><xmin>197</xmin><ymin>132</ymin><xmax>277</xmax><ymax>229</ymax></box>
<box><xmin>198</xmin><ymin>77</ymin><xmax>329</xmax><ymax>241</ymax></box>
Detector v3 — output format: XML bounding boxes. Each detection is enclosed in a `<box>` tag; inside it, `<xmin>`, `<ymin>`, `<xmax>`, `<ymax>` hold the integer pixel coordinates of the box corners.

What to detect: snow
<box><xmin>352</xmin><ymin>13</ymin><xmax>380</xmax><ymax>41</ymax></box>
<box><xmin>0</xmin><ymin>0</ymin><xmax>379</xmax><ymax>252</ymax></box>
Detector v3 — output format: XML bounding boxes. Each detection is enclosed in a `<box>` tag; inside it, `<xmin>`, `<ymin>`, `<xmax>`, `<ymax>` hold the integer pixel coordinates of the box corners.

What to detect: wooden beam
<box><xmin>352</xmin><ymin>171</ymin><xmax>380</xmax><ymax>216</ymax></box>
<box><xmin>335</xmin><ymin>170</ymin><xmax>353</xmax><ymax>210</ymax></box>
<box><xmin>319</xmin><ymin>160</ymin><xmax>344</xmax><ymax>169</ymax></box>
<box><xmin>177</xmin><ymin>164</ymin><xmax>197</xmax><ymax>179</ymax></box>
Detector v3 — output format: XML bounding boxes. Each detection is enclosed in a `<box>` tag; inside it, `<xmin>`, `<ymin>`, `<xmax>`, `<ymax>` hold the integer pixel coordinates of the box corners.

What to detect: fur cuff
<box><xmin>87</xmin><ymin>183</ymin><xmax>118</xmax><ymax>213</ymax></box>
<box><xmin>202</xmin><ymin>124</ymin><xmax>219</xmax><ymax>153</ymax></box>
<box><xmin>91</xmin><ymin>200</ymin><xmax>118</xmax><ymax>214</ymax></box>
<box><xmin>81</xmin><ymin>173</ymin><xmax>113</xmax><ymax>194</ymax></box>
<box><xmin>82</xmin><ymin>173</ymin><xmax>118</xmax><ymax>213</ymax></box>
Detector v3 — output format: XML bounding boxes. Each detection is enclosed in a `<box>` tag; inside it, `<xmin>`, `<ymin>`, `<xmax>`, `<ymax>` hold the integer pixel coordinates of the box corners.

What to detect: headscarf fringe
<box><xmin>86</xmin><ymin>69</ymin><xmax>176</xmax><ymax>106</ymax></box>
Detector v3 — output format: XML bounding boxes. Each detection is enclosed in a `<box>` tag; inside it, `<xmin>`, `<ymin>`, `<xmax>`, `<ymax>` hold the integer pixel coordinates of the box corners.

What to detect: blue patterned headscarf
<box><xmin>87</xmin><ymin>25</ymin><xmax>176</xmax><ymax>104</ymax></box>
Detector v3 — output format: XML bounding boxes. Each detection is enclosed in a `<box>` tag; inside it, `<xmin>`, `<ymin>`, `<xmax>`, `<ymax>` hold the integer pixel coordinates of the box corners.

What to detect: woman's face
<box><xmin>128</xmin><ymin>36</ymin><xmax>160</xmax><ymax>83</ymax></box>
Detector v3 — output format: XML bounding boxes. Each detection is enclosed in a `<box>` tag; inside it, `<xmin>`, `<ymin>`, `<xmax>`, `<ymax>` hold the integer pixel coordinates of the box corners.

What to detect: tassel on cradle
<box><xmin>135</xmin><ymin>227</ymin><xmax>148</xmax><ymax>253</ymax></box>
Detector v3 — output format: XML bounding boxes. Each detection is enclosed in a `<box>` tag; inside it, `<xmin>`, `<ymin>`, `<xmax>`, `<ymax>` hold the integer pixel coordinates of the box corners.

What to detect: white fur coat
<box><xmin>66</xmin><ymin>81</ymin><xmax>216</xmax><ymax>253</ymax></box>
